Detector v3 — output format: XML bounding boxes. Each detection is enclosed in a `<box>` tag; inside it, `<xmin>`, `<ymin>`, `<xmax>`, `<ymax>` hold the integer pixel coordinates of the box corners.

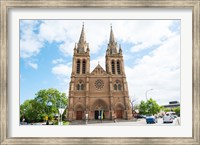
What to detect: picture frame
<box><xmin>0</xmin><ymin>0</ymin><xmax>199</xmax><ymax>144</ymax></box>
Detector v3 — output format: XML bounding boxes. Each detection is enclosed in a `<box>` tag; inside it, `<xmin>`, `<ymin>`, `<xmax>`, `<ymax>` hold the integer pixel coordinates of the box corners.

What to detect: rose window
<box><xmin>95</xmin><ymin>79</ymin><xmax>104</xmax><ymax>90</ymax></box>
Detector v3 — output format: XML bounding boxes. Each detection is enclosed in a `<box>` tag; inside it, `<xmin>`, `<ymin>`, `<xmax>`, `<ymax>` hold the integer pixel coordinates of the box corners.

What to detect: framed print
<box><xmin>0</xmin><ymin>0</ymin><xmax>199</xmax><ymax>145</ymax></box>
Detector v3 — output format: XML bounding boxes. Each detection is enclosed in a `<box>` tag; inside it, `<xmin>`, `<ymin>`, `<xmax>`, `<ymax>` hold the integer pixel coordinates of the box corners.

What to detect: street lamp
<box><xmin>145</xmin><ymin>89</ymin><xmax>153</xmax><ymax>115</ymax></box>
<box><xmin>46</xmin><ymin>102</ymin><xmax>52</xmax><ymax>125</ymax></box>
<box><xmin>145</xmin><ymin>89</ymin><xmax>153</xmax><ymax>101</ymax></box>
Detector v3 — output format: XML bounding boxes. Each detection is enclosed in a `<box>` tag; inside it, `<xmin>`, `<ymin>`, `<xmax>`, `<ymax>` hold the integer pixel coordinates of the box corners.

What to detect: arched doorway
<box><xmin>74</xmin><ymin>103</ymin><xmax>84</xmax><ymax>120</ymax></box>
<box><xmin>115</xmin><ymin>103</ymin><xmax>124</xmax><ymax>119</ymax></box>
<box><xmin>94</xmin><ymin>104</ymin><xmax>105</xmax><ymax>120</ymax></box>
<box><xmin>92</xmin><ymin>99</ymin><xmax>108</xmax><ymax>120</ymax></box>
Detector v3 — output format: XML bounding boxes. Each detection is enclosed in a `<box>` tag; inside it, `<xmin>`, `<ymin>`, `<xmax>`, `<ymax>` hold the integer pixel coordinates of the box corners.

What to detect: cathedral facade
<box><xmin>67</xmin><ymin>24</ymin><xmax>132</xmax><ymax>121</ymax></box>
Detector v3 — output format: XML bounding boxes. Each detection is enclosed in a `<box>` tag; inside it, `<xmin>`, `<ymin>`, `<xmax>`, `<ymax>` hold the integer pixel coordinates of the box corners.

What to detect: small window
<box><xmin>114</xmin><ymin>84</ymin><xmax>117</xmax><ymax>90</ymax></box>
<box><xmin>81</xmin><ymin>84</ymin><xmax>84</xmax><ymax>90</ymax></box>
<box><xmin>76</xmin><ymin>60</ymin><xmax>80</xmax><ymax>74</ymax></box>
<box><xmin>114</xmin><ymin>80</ymin><xmax>122</xmax><ymax>91</ymax></box>
<box><xmin>111</xmin><ymin>60</ymin><xmax>115</xmax><ymax>74</ymax></box>
<box><xmin>117</xmin><ymin>61</ymin><xmax>121</xmax><ymax>74</ymax></box>
<box><xmin>77</xmin><ymin>84</ymin><xmax>80</xmax><ymax>90</ymax></box>
<box><xmin>118</xmin><ymin>84</ymin><xmax>121</xmax><ymax>90</ymax></box>
<box><xmin>82</xmin><ymin>60</ymin><xmax>86</xmax><ymax>74</ymax></box>
<box><xmin>77</xmin><ymin>81</ymin><xmax>84</xmax><ymax>91</ymax></box>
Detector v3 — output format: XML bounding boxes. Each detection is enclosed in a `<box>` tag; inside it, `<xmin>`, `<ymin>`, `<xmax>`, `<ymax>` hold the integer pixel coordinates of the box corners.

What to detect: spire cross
<box><xmin>98</xmin><ymin>61</ymin><xmax>100</xmax><ymax>64</ymax></box>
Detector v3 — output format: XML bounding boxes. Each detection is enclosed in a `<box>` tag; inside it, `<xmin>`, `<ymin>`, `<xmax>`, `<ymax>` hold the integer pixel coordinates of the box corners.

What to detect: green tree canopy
<box><xmin>20</xmin><ymin>88</ymin><xmax>67</xmax><ymax>123</ymax></box>
<box><xmin>139</xmin><ymin>98</ymin><xmax>161</xmax><ymax>115</ymax></box>
<box><xmin>139</xmin><ymin>100</ymin><xmax>148</xmax><ymax>115</ymax></box>
<box><xmin>146</xmin><ymin>98</ymin><xmax>161</xmax><ymax>115</ymax></box>
<box><xmin>173</xmin><ymin>107</ymin><xmax>180</xmax><ymax>116</ymax></box>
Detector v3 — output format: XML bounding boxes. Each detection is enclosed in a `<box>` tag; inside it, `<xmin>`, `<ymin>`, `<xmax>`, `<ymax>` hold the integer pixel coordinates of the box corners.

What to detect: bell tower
<box><xmin>105</xmin><ymin>26</ymin><xmax>132</xmax><ymax>120</ymax></box>
<box><xmin>105</xmin><ymin>25</ymin><xmax>125</xmax><ymax>75</ymax></box>
<box><xmin>68</xmin><ymin>24</ymin><xmax>90</xmax><ymax>121</ymax></box>
<box><xmin>71</xmin><ymin>24</ymin><xmax>90</xmax><ymax>75</ymax></box>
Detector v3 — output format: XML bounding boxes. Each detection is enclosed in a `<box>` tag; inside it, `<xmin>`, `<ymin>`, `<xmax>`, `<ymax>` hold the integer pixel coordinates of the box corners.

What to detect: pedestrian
<box><xmin>114</xmin><ymin>114</ymin><xmax>117</xmax><ymax>123</ymax></box>
<box><xmin>46</xmin><ymin>120</ymin><xmax>49</xmax><ymax>125</ymax></box>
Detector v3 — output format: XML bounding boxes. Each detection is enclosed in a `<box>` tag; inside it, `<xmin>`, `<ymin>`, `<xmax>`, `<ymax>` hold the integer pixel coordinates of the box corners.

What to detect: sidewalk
<box><xmin>69</xmin><ymin>118</ymin><xmax>137</xmax><ymax>125</ymax></box>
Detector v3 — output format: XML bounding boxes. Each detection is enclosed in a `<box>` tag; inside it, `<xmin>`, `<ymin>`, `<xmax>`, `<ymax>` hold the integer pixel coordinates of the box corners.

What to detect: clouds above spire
<box><xmin>20</xmin><ymin>20</ymin><xmax>180</xmax><ymax>105</ymax></box>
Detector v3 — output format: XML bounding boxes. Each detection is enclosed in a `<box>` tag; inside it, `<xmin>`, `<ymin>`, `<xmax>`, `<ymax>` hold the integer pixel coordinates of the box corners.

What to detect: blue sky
<box><xmin>20</xmin><ymin>20</ymin><xmax>180</xmax><ymax>105</ymax></box>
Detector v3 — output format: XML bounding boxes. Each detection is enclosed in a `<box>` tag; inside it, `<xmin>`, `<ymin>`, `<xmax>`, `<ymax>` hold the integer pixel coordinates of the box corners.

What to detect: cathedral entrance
<box><xmin>94</xmin><ymin>110</ymin><xmax>105</xmax><ymax>120</ymax></box>
<box><xmin>76</xmin><ymin>111</ymin><xmax>82</xmax><ymax>120</ymax></box>
<box><xmin>74</xmin><ymin>103</ymin><xmax>84</xmax><ymax>120</ymax></box>
<box><xmin>95</xmin><ymin>110</ymin><xmax>99</xmax><ymax>119</ymax></box>
<box><xmin>116</xmin><ymin>110</ymin><xmax>123</xmax><ymax>119</ymax></box>
<box><xmin>115</xmin><ymin>103</ymin><xmax>124</xmax><ymax>119</ymax></box>
<box><xmin>93</xmin><ymin>102</ymin><xmax>106</xmax><ymax>120</ymax></box>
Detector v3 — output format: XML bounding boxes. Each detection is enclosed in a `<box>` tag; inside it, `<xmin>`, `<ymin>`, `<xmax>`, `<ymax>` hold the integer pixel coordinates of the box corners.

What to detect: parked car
<box><xmin>163</xmin><ymin>112</ymin><xmax>176</xmax><ymax>123</ymax></box>
<box><xmin>136</xmin><ymin>114</ymin><xmax>146</xmax><ymax>119</ymax></box>
<box><xmin>146</xmin><ymin>116</ymin><xmax>157</xmax><ymax>124</ymax></box>
<box><xmin>172</xmin><ymin>115</ymin><xmax>178</xmax><ymax>118</ymax></box>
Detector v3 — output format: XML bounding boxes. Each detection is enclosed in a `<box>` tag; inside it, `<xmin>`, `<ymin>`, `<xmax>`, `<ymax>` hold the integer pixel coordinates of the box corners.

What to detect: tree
<box><xmin>129</xmin><ymin>98</ymin><xmax>138</xmax><ymax>113</ymax></box>
<box><xmin>174</xmin><ymin>107</ymin><xmax>180</xmax><ymax>116</ymax></box>
<box><xmin>20</xmin><ymin>88</ymin><xmax>68</xmax><ymax>123</ymax></box>
<box><xmin>34</xmin><ymin>88</ymin><xmax>67</xmax><ymax>123</ymax></box>
<box><xmin>162</xmin><ymin>107</ymin><xmax>171</xmax><ymax>113</ymax></box>
<box><xmin>146</xmin><ymin>98</ymin><xmax>161</xmax><ymax>115</ymax></box>
<box><xmin>20</xmin><ymin>99</ymin><xmax>43</xmax><ymax>123</ymax></box>
<box><xmin>138</xmin><ymin>98</ymin><xmax>161</xmax><ymax>115</ymax></box>
<box><xmin>139</xmin><ymin>100</ymin><xmax>148</xmax><ymax>115</ymax></box>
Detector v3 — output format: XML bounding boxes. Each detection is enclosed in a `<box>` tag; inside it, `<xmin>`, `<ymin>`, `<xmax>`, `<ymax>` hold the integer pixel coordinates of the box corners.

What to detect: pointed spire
<box><xmin>119</xmin><ymin>44</ymin><xmax>122</xmax><ymax>54</ymax></box>
<box><xmin>107</xmin><ymin>24</ymin><xmax>117</xmax><ymax>55</ymax></box>
<box><xmin>79</xmin><ymin>22</ymin><xmax>86</xmax><ymax>44</ymax></box>
<box><xmin>109</xmin><ymin>24</ymin><xmax>115</xmax><ymax>43</ymax></box>
<box><xmin>77</xmin><ymin>23</ymin><xmax>88</xmax><ymax>54</ymax></box>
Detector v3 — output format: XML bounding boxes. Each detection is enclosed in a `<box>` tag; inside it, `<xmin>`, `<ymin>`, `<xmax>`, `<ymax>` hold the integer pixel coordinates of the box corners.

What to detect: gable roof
<box><xmin>91</xmin><ymin>64</ymin><xmax>107</xmax><ymax>75</ymax></box>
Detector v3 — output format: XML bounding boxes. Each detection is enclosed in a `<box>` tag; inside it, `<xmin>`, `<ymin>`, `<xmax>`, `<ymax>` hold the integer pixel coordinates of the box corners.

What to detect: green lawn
<box><xmin>54</xmin><ymin>121</ymin><xmax>69</xmax><ymax>125</ymax></box>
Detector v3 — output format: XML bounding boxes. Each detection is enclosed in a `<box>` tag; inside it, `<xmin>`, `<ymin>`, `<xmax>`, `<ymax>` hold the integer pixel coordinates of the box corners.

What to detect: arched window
<box><xmin>82</xmin><ymin>60</ymin><xmax>86</xmax><ymax>74</ymax></box>
<box><xmin>77</xmin><ymin>84</ymin><xmax>80</xmax><ymax>90</ymax></box>
<box><xmin>117</xmin><ymin>60</ymin><xmax>121</xmax><ymax>74</ymax></box>
<box><xmin>76</xmin><ymin>60</ymin><xmax>80</xmax><ymax>74</ymax></box>
<box><xmin>114</xmin><ymin>80</ymin><xmax>122</xmax><ymax>91</ymax></box>
<box><xmin>77</xmin><ymin>80</ymin><xmax>84</xmax><ymax>91</ymax></box>
<box><xmin>81</xmin><ymin>83</ymin><xmax>84</xmax><ymax>90</ymax></box>
<box><xmin>111</xmin><ymin>60</ymin><xmax>115</xmax><ymax>74</ymax></box>
<box><xmin>118</xmin><ymin>84</ymin><xmax>121</xmax><ymax>90</ymax></box>
<box><xmin>114</xmin><ymin>84</ymin><xmax>117</xmax><ymax>90</ymax></box>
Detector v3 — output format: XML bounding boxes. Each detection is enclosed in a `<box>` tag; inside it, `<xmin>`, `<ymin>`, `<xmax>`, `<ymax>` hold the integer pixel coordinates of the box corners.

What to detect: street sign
<box><xmin>59</xmin><ymin>108</ymin><xmax>65</xmax><ymax>115</ymax></box>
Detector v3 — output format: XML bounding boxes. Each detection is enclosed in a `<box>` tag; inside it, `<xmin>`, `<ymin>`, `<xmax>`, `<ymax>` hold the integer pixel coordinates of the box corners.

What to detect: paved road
<box><xmin>70</xmin><ymin>118</ymin><xmax>181</xmax><ymax>126</ymax></box>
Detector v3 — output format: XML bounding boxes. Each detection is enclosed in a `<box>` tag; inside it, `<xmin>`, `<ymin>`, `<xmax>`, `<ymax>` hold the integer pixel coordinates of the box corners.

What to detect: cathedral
<box><xmin>67</xmin><ymin>24</ymin><xmax>132</xmax><ymax>121</ymax></box>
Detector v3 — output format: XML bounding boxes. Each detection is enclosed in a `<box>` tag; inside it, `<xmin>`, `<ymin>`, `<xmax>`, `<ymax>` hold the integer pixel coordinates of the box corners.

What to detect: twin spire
<box><xmin>78</xmin><ymin>23</ymin><xmax>86</xmax><ymax>45</ymax></box>
<box><xmin>109</xmin><ymin>25</ymin><xmax>115</xmax><ymax>43</ymax></box>
<box><xmin>74</xmin><ymin>24</ymin><xmax>122</xmax><ymax>55</ymax></box>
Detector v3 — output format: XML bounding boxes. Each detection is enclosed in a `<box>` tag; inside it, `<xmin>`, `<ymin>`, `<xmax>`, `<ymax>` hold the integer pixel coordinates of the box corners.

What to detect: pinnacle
<box><xmin>109</xmin><ymin>25</ymin><xmax>115</xmax><ymax>43</ymax></box>
<box><xmin>79</xmin><ymin>23</ymin><xmax>86</xmax><ymax>44</ymax></box>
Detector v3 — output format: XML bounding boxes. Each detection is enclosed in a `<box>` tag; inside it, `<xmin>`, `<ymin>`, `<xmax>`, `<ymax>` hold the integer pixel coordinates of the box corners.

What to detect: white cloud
<box><xmin>51</xmin><ymin>63</ymin><xmax>72</xmax><ymax>96</ymax></box>
<box><xmin>20</xmin><ymin>20</ymin><xmax>180</xmax><ymax>104</ymax></box>
<box><xmin>27</xmin><ymin>62</ymin><xmax>38</xmax><ymax>69</ymax></box>
<box><xmin>20</xmin><ymin>20</ymin><xmax>43</xmax><ymax>58</ymax></box>
<box><xmin>52</xmin><ymin>58</ymin><xmax>65</xmax><ymax>64</ymax></box>
<box><xmin>20</xmin><ymin>20</ymin><xmax>179</xmax><ymax>58</ymax></box>
<box><xmin>126</xmin><ymin>35</ymin><xmax>180</xmax><ymax>105</ymax></box>
<box><xmin>52</xmin><ymin>64</ymin><xmax>71</xmax><ymax>77</ymax></box>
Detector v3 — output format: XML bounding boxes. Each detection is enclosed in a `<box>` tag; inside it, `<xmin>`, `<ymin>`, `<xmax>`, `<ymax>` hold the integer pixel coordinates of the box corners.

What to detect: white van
<box><xmin>163</xmin><ymin>112</ymin><xmax>176</xmax><ymax>123</ymax></box>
